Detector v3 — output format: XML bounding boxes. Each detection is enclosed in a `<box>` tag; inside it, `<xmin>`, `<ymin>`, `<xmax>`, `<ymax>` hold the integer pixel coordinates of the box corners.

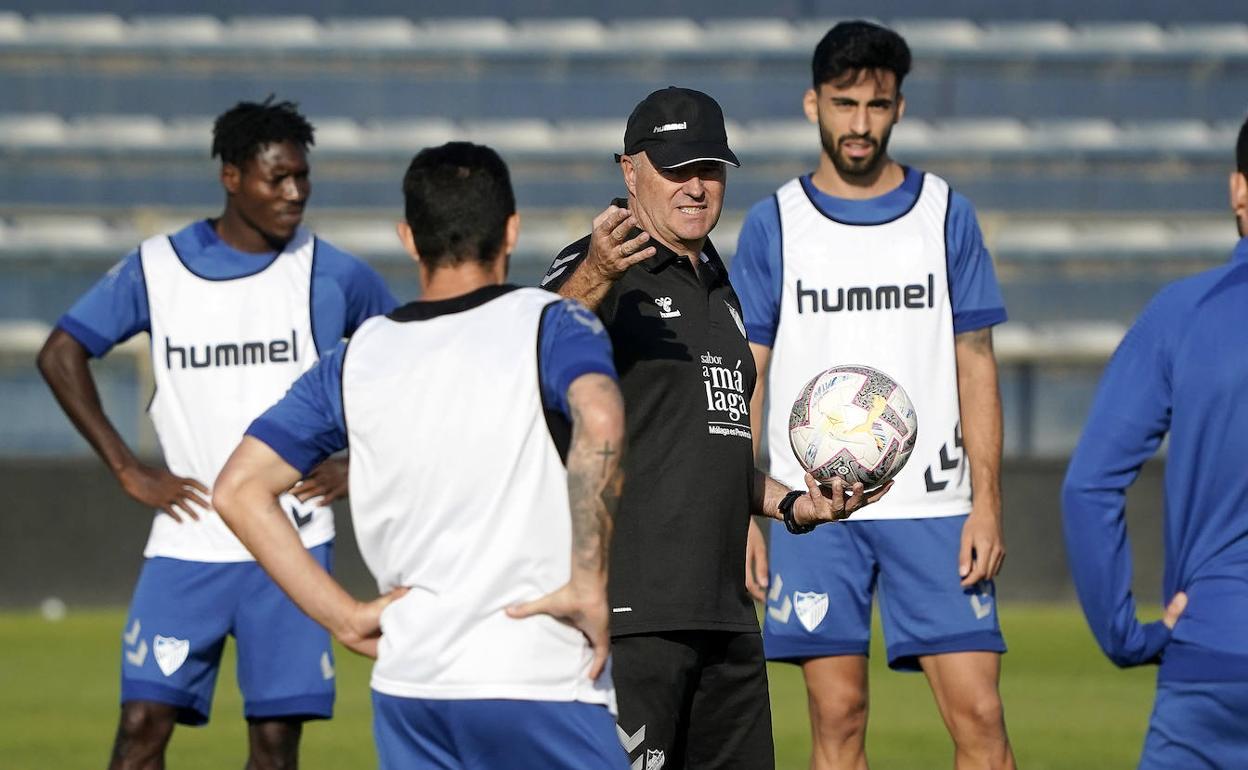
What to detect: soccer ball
<box><xmin>788</xmin><ymin>364</ymin><xmax>918</xmax><ymax>490</ymax></box>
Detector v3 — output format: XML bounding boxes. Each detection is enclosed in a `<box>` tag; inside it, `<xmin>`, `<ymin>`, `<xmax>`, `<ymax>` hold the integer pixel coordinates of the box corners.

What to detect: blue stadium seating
<box><xmin>2</xmin><ymin>6</ymin><xmax>1246</xmax><ymax>457</ymax></box>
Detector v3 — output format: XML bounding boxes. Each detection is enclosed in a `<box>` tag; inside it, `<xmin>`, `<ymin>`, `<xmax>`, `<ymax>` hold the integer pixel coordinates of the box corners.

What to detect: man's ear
<box><xmin>803</xmin><ymin>87</ymin><xmax>819</xmax><ymax>125</ymax></box>
<box><xmin>1230</xmin><ymin>169</ymin><xmax>1248</xmax><ymax>219</ymax></box>
<box><xmin>502</xmin><ymin>212</ymin><xmax>520</xmax><ymax>257</ymax></box>
<box><xmin>620</xmin><ymin>153</ymin><xmax>638</xmax><ymax>197</ymax></box>
<box><xmin>895</xmin><ymin>91</ymin><xmax>906</xmax><ymax>124</ymax></box>
<box><xmin>395</xmin><ymin>220</ymin><xmax>420</xmax><ymax>265</ymax></box>
<box><xmin>220</xmin><ymin>163</ymin><xmax>241</xmax><ymax>195</ymax></box>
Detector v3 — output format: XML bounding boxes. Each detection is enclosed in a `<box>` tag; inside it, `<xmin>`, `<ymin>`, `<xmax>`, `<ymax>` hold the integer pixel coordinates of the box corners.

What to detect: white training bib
<box><xmin>767</xmin><ymin>174</ymin><xmax>971</xmax><ymax>520</ymax></box>
<box><xmin>142</xmin><ymin>227</ymin><xmax>333</xmax><ymax>561</ymax></box>
<box><xmin>342</xmin><ymin>287</ymin><xmax>614</xmax><ymax>709</ymax></box>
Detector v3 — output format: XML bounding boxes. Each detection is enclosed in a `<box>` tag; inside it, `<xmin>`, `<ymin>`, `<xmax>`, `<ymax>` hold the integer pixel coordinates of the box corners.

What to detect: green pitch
<box><xmin>0</xmin><ymin>604</ymin><xmax>1156</xmax><ymax>769</ymax></box>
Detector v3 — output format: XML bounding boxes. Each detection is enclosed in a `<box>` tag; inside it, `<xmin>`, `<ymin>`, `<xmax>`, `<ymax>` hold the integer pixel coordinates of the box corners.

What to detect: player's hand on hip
<box><xmin>338</xmin><ymin>587</ymin><xmax>408</xmax><ymax>659</ymax></box>
<box><xmin>506</xmin><ymin>581</ymin><xmax>611</xmax><ymax>680</ymax></box>
<box><xmin>1163</xmin><ymin>591</ymin><xmax>1188</xmax><ymax>630</ymax></box>
<box><xmin>795</xmin><ymin>474</ymin><xmax>893</xmax><ymax>526</ymax></box>
<box><xmin>959</xmin><ymin>506</ymin><xmax>1006</xmax><ymax>587</ymax></box>
<box><xmin>118</xmin><ymin>462</ymin><xmax>209</xmax><ymax>523</ymax></box>
<box><xmin>587</xmin><ymin>205</ymin><xmax>656</xmax><ymax>281</ymax></box>
<box><xmin>745</xmin><ymin>518</ymin><xmax>770</xmax><ymax>602</ymax></box>
<box><xmin>292</xmin><ymin>457</ymin><xmax>348</xmax><ymax>505</ymax></box>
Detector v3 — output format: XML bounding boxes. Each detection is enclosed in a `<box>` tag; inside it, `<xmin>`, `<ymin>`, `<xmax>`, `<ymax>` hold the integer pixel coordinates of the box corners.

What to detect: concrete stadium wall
<box><xmin>0</xmin><ymin>458</ymin><xmax>1166</xmax><ymax>609</ymax></box>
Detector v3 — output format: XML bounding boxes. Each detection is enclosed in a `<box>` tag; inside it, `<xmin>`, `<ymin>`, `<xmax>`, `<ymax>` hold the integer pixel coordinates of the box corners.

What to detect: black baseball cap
<box><xmin>616</xmin><ymin>86</ymin><xmax>740</xmax><ymax>169</ymax></box>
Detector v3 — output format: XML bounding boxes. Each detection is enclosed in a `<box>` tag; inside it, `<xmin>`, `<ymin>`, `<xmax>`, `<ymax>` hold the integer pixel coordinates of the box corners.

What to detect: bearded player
<box><xmin>729</xmin><ymin>22</ymin><xmax>1015</xmax><ymax>769</ymax></box>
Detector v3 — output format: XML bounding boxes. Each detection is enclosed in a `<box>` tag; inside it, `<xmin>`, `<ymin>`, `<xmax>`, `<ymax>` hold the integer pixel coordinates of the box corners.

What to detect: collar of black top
<box><xmin>614</xmin><ymin>86</ymin><xmax>740</xmax><ymax>170</ymax></box>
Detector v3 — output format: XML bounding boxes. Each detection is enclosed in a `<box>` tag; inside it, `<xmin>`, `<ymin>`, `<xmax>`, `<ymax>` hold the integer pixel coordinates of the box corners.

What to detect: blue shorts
<box><xmin>372</xmin><ymin>693</ymin><xmax>629</xmax><ymax>770</ymax></box>
<box><xmin>1140</xmin><ymin>679</ymin><xmax>1248</xmax><ymax>769</ymax></box>
<box><xmin>120</xmin><ymin>543</ymin><xmax>335</xmax><ymax>725</ymax></box>
<box><xmin>763</xmin><ymin>515</ymin><xmax>1005</xmax><ymax>671</ymax></box>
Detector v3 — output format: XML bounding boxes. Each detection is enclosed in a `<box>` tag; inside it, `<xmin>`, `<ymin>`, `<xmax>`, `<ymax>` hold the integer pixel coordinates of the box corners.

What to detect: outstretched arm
<box><xmin>37</xmin><ymin>328</ymin><xmax>209</xmax><ymax>520</ymax></box>
<box><xmin>214</xmin><ymin>437</ymin><xmax>404</xmax><ymax>658</ymax></box>
<box><xmin>507</xmin><ymin>372</ymin><xmax>625</xmax><ymax>679</ymax></box>
<box><xmin>955</xmin><ymin>327</ymin><xmax>1006</xmax><ymax>587</ymax></box>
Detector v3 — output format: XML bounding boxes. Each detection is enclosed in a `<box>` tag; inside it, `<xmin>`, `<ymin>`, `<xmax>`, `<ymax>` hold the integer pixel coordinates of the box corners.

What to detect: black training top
<box><xmin>541</xmin><ymin>220</ymin><xmax>759</xmax><ymax>636</ymax></box>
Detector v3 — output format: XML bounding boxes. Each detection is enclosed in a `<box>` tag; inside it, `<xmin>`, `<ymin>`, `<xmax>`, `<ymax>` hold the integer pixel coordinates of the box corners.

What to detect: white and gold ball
<box><xmin>788</xmin><ymin>364</ymin><xmax>918</xmax><ymax>489</ymax></box>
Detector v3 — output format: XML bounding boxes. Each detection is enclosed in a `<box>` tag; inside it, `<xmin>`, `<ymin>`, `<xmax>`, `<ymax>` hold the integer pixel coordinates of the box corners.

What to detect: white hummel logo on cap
<box><xmin>652</xmin><ymin>122</ymin><xmax>687</xmax><ymax>133</ymax></box>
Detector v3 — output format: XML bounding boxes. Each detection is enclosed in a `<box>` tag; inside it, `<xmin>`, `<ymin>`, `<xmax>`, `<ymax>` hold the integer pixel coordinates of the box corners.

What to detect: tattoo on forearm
<box><xmin>596</xmin><ymin>443</ymin><xmax>617</xmax><ymax>476</ymax></box>
<box><xmin>566</xmin><ymin>377</ymin><xmax>624</xmax><ymax>574</ymax></box>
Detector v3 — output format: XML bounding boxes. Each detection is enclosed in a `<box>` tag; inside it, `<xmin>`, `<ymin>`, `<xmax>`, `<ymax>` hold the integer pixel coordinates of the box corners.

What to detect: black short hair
<box><xmin>211</xmin><ymin>97</ymin><xmax>315</xmax><ymax>168</ymax></box>
<box><xmin>1238</xmin><ymin>115</ymin><xmax>1248</xmax><ymax>178</ymax></box>
<box><xmin>402</xmin><ymin>142</ymin><xmax>516</xmax><ymax>269</ymax></box>
<box><xmin>812</xmin><ymin>21</ymin><xmax>912</xmax><ymax>91</ymax></box>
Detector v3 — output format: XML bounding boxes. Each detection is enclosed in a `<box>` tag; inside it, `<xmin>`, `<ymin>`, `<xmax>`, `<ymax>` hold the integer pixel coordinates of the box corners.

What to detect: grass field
<box><xmin>0</xmin><ymin>604</ymin><xmax>1157</xmax><ymax>769</ymax></box>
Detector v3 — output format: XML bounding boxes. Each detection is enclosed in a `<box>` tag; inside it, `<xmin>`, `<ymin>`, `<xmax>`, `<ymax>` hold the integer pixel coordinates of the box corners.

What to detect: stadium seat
<box><xmin>701</xmin><ymin>19</ymin><xmax>797</xmax><ymax>51</ymax></box>
<box><xmin>26</xmin><ymin>13</ymin><xmax>126</xmax><ymax>45</ymax></box>
<box><xmin>462</xmin><ymin>119</ymin><xmax>555</xmax><ymax>153</ymax></box>
<box><xmin>363</xmin><ymin>118</ymin><xmax>459</xmax><ymax>151</ymax></box>
<box><xmin>0</xmin><ymin>12</ymin><xmax>26</xmax><ymax>43</ymax></box>
<box><xmin>979</xmin><ymin>22</ymin><xmax>1072</xmax><ymax>53</ymax></box>
<box><xmin>225</xmin><ymin>15</ymin><xmax>322</xmax><ymax>47</ymax></box>
<box><xmin>929</xmin><ymin>118</ymin><xmax>1028</xmax><ymax>153</ymax></box>
<box><xmin>163</xmin><ymin>116</ymin><xmax>215</xmax><ymax>149</ymax></box>
<box><xmin>1072</xmin><ymin>22</ymin><xmax>1165</xmax><ymax>53</ymax></box>
<box><xmin>1029</xmin><ymin>119</ymin><xmax>1120</xmax><ymax>151</ymax></box>
<box><xmin>1118</xmin><ymin>120</ymin><xmax>1213</xmax><ymax>154</ymax></box>
<box><xmin>1166</xmin><ymin>23</ymin><xmax>1248</xmax><ymax>55</ymax></box>
<box><xmin>129</xmin><ymin>15</ymin><xmax>225</xmax><ymax>45</ymax></box>
<box><xmin>66</xmin><ymin>115</ymin><xmax>167</xmax><ymax>149</ymax></box>
<box><xmin>321</xmin><ymin>17</ymin><xmax>420</xmax><ymax>48</ymax></box>
<box><xmin>0</xmin><ymin>113</ymin><xmax>68</xmax><ymax>147</ymax></box>
<box><xmin>511</xmin><ymin>18</ymin><xmax>606</xmax><ymax>51</ymax></box>
<box><xmin>412</xmin><ymin>18</ymin><xmax>511</xmax><ymax>49</ymax></box>
<box><xmin>604</xmin><ymin>18</ymin><xmax>702</xmax><ymax>51</ymax></box>
<box><xmin>0</xmin><ymin>319</ymin><xmax>53</xmax><ymax>353</ymax></box>
<box><xmin>311</xmin><ymin>118</ymin><xmax>364</xmax><ymax>151</ymax></box>
<box><xmin>8</xmin><ymin>216</ymin><xmax>133</xmax><ymax>251</ymax></box>
<box><xmin>888</xmin><ymin>18</ymin><xmax>982</xmax><ymax>53</ymax></box>
<box><xmin>548</xmin><ymin>119</ymin><xmax>624</xmax><ymax>152</ymax></box>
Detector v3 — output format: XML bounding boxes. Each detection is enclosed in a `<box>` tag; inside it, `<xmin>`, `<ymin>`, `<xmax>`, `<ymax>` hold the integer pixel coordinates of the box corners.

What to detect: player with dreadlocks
<box><xmin>37</xmin><ymin>98</ymin><xmax>396</xmax><ymax>770</ymax></box>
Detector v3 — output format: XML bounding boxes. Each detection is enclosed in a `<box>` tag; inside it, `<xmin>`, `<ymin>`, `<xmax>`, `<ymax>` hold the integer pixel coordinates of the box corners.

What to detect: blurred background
<box><xmin>6</xmin><ymin>0</ymin><xmax>1243</xmax><ymax>605</ymax></box>
<box><xmin>2</xmin><ymin>2</ymin><xmax>1244</xmax><ymax>768</ymax></box>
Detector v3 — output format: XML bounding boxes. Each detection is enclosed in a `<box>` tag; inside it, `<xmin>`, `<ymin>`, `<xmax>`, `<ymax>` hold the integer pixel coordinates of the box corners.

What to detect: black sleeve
<box><xmin>537</xmin><ymin>234</ymin><xmax>592</xmax><ymax>293</ymax></box>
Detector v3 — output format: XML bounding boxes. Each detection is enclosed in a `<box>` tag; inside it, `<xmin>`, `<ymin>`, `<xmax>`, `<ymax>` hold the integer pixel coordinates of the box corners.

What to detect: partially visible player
<box><xmin>36</xmin><ymin>98</ymin><xmax>396</xmax><ymax>770</ymax></box>
<box><xmin>1061</xmin><ymin>118</ymin><xmax>1248</xmax><ymax>769</ymax></box>
<box><xmin>730</xmin><ymin>22</ymin><xmax>1015</xmax><ymax>769</ymax></box>
<box><xmin>214</xmin><ymin>142</ymin><xmax>629</xmax><ymax>770</ymax></box>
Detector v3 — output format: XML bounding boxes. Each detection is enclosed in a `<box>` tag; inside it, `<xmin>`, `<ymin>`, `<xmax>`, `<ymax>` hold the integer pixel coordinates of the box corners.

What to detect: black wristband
<box><xmin>779</xmin><ymin>489</ymin><xmax>815</xmax><ymax>535</ymax></box>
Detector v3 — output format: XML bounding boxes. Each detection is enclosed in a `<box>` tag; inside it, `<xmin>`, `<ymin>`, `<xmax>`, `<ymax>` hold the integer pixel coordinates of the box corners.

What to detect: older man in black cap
<box><xmin>541</xmin><ymin>86</ymin><xmax>889</xmax><ymax>770</ymax></box>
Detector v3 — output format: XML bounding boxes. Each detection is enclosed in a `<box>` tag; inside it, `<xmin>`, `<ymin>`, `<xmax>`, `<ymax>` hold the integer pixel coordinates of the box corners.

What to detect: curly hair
<box><xmin>211</xmin><ymin>96</ymin><xmax>315</xmax><ymax>167</ymax></box>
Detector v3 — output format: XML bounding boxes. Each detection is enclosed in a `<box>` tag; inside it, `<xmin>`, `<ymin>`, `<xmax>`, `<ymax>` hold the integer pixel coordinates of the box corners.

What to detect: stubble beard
<box><xmin>820</xmin><ymin>120</ymin><xmax>893</xmax><ymax>179</ymax></box>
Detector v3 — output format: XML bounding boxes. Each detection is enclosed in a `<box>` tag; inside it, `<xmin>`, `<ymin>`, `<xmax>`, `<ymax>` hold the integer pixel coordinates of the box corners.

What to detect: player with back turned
<box><xmin>214</xmin><ymin>141</ymin><xmax>630</xmax><ymax>769</ymax></box>
<box><xmin>36</xmin><ymin>99</ymin><xmax>396</xmax><ymax>769</ymax></box>
<box><xmin>729</xmin><ymin>22</ymin><xmax>1015</xmax><ymax>769</ymax></box>
<box><xmin>1061</xmin><ymin>118</ymin><xmax>1248</xmax><ymax>769</ymax></box>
